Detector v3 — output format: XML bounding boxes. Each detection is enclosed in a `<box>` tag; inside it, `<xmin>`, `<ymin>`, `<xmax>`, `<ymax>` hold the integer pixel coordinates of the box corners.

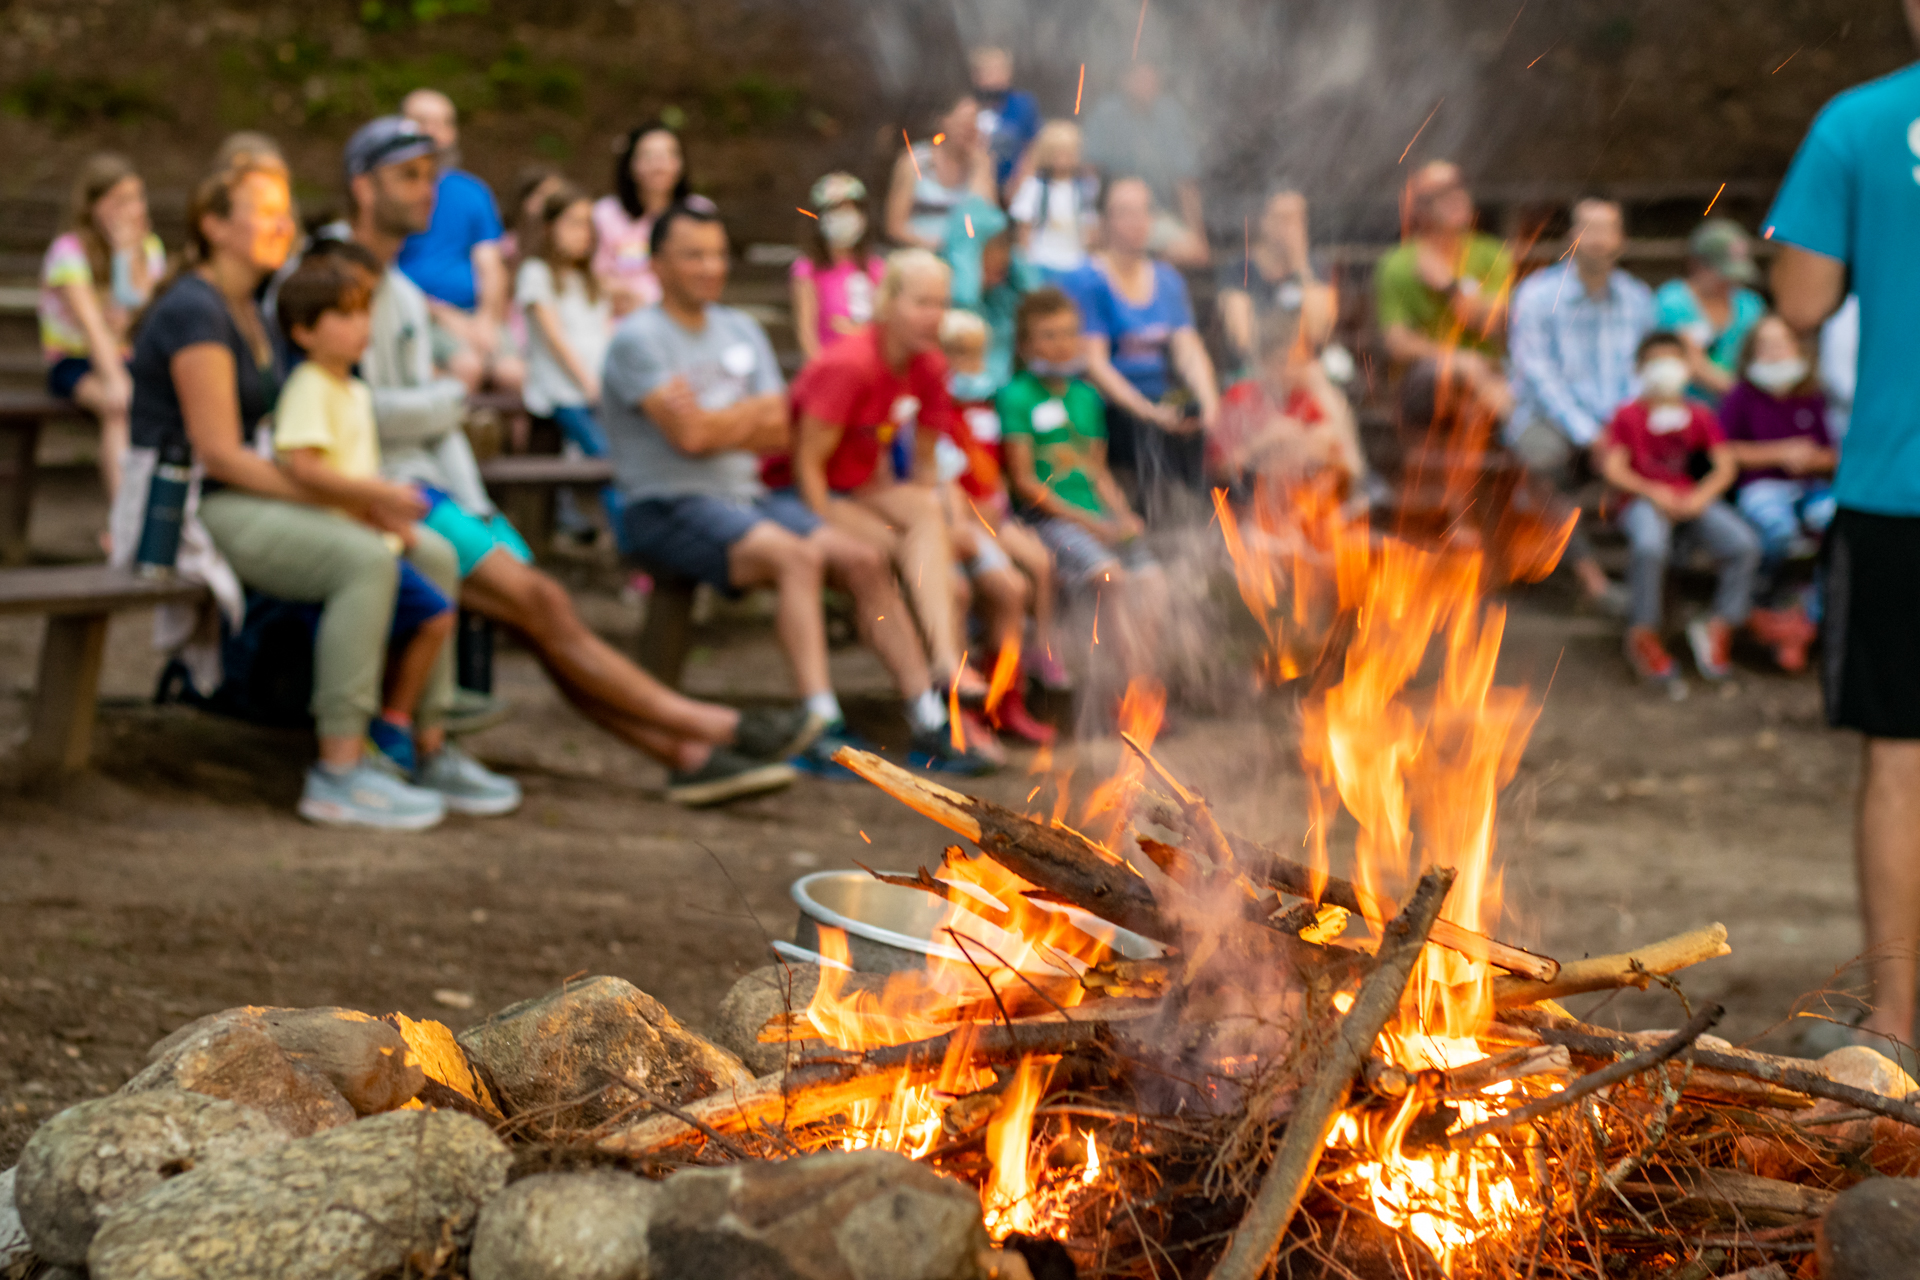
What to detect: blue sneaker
<box><xmin>908</xmin><ymin>726</ymin><xmax>999</xmax><ymax>776</ymax></box>
<box><xmin>415</xmin><ymin>743</ymin><xmax>522</xmax><ymax>817</ymax></box>
<box><xmin>299</xmin><ymin>761</ymin><xmax>445</xmax><ymax>831</ymax></box>
<box><xmin>366</xmin><ymin>718</ymin><xmax>417</xmax><ymax>775</ymax></box>
<box><xmin>791</xmin><ymin>722</ymin><xmax>873</xmax><ymax>781</ymax></box>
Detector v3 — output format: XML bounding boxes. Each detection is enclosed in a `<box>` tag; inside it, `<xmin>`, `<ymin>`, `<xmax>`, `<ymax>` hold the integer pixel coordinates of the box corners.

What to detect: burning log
<box><xmin>1208</xmin><ymin>867</ymin><xmax>1456</xmax><ymax>1280</ymax></box>
<box><xmin>1490</xmin><ymin>923</ymin><xmax>1731</xmax><ymax>1007</ymax></box>
<box><xmin>597</xmin><ymin>1019</ymin><xmax>1110</xmax><ymax>1155</ymax></box>
<box><xmin>1132</xmin><ymin>788</ymin><xmax>1560</xmax><ymax>983</ymax></box>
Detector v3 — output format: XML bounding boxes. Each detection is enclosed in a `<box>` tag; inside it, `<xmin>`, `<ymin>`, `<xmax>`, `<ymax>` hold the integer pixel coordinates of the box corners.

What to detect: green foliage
<box><xmin>0</xmin><ymin>70</ymin><xmax>172</xmax><ymax>130</ymax></box>
<box><xmin>704</xmin><ymin>74</ymin><xmax>803</xmax><ymax>135</ymax></box>
<box><xmin>358</xmin><ymin>0</ymin><xmax>490</xmax><ymax>33</ymax></box>
<box><xmin>485</xmin><ymin>45</ymin><xmax>581</xmax><ymax>113</ymax></box>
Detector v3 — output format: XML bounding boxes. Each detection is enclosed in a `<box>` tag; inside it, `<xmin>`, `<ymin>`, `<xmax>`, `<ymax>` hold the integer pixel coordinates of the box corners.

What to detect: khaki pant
<box><xmin>200</xmin><ymin>490</ymin><xmax>457</xmax><ymax>739</ymax></box>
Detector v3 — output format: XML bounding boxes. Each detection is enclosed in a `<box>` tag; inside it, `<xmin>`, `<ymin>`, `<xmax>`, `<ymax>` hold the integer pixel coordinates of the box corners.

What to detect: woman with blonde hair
<box><xmin>1007</xmin><ymin>120</ymin><xmax>1098</xmax><ymax>277</ymax></box>
<box><xmin>38</xmin><ymin>153</ymin><xmax>167</xmax><ymax>505</ymax></box>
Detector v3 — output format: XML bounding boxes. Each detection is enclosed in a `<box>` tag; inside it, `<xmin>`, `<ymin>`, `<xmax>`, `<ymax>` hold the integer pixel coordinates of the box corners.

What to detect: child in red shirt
<box><xmin>1596</xmin><ymin>331</ymin><xmax>1761</xmax><ymax>686</ymax></box>
<box><xmin>1209</xmin><ymin>314</ymin><xmax>1365</xmax><ymax>506</ymax></box>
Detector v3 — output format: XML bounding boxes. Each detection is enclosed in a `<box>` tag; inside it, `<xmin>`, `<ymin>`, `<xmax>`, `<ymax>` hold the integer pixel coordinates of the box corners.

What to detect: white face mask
<box><xmin>820</xmin><ymin>207</ymin><xmax>866</xmax><ymax>250</ymax></box>
<box><xmin>1640</xmin><ymin>356</ymin><xmax>1690</xmax><ymax>399</ymax></box>
<box><xmin>1748</xmin><ymin>357</ymin><xmax>1808</xmax><ymax>395</ymax></box>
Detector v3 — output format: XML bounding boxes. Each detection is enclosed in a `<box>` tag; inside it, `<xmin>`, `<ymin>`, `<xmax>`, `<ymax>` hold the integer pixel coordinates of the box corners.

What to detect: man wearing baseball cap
<box><xmin>1651</xmin><ymin>218</ymin><xmax>1767</xmax><ymax>401</ymax></box>
<box><xmin>331</xmin><ymin>115</ymin><xmax>815</xmax><ymax>805</ymax></box>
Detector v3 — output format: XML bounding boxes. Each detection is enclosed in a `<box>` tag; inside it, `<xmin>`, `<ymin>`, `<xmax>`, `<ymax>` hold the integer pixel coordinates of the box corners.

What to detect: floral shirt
<box><xmin>39</xmin><ymin>230</ymin><xmax>166</xmax><ymax>362</ymax></box>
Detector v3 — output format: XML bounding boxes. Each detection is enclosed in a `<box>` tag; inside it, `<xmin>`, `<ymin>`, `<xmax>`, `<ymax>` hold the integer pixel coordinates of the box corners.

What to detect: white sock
<box><xmin>906</xmin><ymin>688</ymin><xmax>947</xmax><ymax>734</ymax></box>
<box><xmin>804</xmin><ymin>691</ymin><xmax>845</xmax><ymax>727</ymax></box>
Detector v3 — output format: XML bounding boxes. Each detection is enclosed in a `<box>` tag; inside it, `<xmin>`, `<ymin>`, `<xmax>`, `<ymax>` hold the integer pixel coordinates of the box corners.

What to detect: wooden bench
<box><xmin>0</xmin><ymin>392</ymin><xmax>88</xmax><ymax>566</ymax></box>
<box><xmin>0</xmin><ymin>564</ymin><xmax>208</xmax><ymax>771</ymax></box>
<box><xmin>476</xmin><ymin>453</ymin><xmax>613</xmax><ymax>554</ymax></box>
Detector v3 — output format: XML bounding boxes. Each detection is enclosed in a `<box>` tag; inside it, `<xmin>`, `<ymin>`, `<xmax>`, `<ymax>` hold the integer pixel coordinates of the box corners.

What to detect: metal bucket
<box><xmin>786</xmin><ymin>869</ymin><xmax>1164</xmax><ymax>975</ymax></box>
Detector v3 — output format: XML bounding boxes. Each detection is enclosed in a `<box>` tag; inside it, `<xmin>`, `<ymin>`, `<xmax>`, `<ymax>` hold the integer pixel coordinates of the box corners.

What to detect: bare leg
<box><xmin>997</xmin><ymin>519</ymin><xmax>1057</xmax><ymax>656</ymax></box>
<box><xmin>973</xmin><ymin>564</ymin><xmax>1030</xmax><ymax>655</ymax></box>
<box><xmin>728</xmin><ymin>521</ymin><xmax>832</xmax><ymax>697</ymax></box>
<box><xmin>856</xmin><ymin>483</ymin><xmax>969</xmax><ymax>684</ymax></box>
<box><xmin>1859</xmin><ymin>738</ymin><xmax>1920</xmax><ymax>1042</ymax></box>
<box><xmin>459</xmin><ymin>552</ymin><xmax>741</xmax><ymax>746</ymax></box>
<box><xmin>812</xmin><ymin>525</ymin><xmax>931</xmax><ymax>701</ymax></box>
<box><xmin>71</xmin><ymin>372</ymin><xmax>130</xmax><ymax>502</ymax></box>
<box><xmin>383</xmin><ymin>610</ymin><xmax>454</xmax><ymax>722</ymax></box>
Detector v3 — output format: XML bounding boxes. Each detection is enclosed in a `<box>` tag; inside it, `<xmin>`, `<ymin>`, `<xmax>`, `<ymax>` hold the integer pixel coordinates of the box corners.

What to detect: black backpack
<box><xmin>154</xmin><ymin>591</ymin><xmax>320</xmax><ymax>730</ymax></box>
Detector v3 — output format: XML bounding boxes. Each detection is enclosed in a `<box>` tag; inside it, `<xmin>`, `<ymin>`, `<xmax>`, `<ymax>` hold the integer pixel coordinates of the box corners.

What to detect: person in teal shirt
<box><xmin>1766</xmin><ymin>31</ymin><xmax>1920</xmax><ymax>1056</ymax></box>
<box><xmin>1652</xmin><ymin>218</ymin><xmax>1766</xmax><ymax>402</ymax></box>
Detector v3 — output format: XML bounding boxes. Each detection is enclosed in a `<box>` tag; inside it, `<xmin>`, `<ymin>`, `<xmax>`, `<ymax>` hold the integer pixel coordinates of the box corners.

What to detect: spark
<box><xmin>1074</xmin><ymin>64</ymin><xmax>1085</xmax><ymax>115</ymax></box>
<box><xmin>1132</xmin><ymin>0</ymin><xmax>1149</xmax><ymax>59</ymax></box>
<box><xmin>797</xmin><ymin>207</ymin><xmax>817</xmax><ymax>219</ymax></box>
<box><xmin>1091</xmin><ymin>590</ymin><xmax>1101</xmax><ymax>646</ymax></box>
<box><xmin>933</xmin><ymin>132</ymin><xmax>947</xmax><ymax>146</ymax></box>
<box><xmin>1501</xmin><ymin>0</ymin><xmax>1530</xmax><ymax>43</ymax></box>
<box><xmin>1773</xmin><ymin>45</ymin><xmax>1803</xmax><ymax>73</ymax></box>
<box><xmin>950</xmin><ymin>650</ymin><xmax>968</xmax><ymax>752</ymax></box>
<box><xmin>1243</xmin><ymin>216</ymin><xmax>1251</xmax><ymax>287</ymax></box>
<box><xmin>965</xmin><ymin>213</ymin><xmax>975</xmax><ymax>239</ymax></box>
<box><xmin>1704</xmin><ymin>182</ymin><xmax>1727</xmax><ymax>215</ymax></box>
<box><xmin>859</xmin><ymin>830</ymin><xmax>871</xmax><ymax>844</ymax></box>
<box><xmin>1027</xmin><ymin>785</ymin><xmax>1043</xmax><ymax>803</ymax></box>
<box><xmin>1398</xmin><ymin>98</ymin><xmax>1444</xmax><ymax>164</ymax></box>
<box><xmin>904</xmin><ymin>131</ymin><xmax>920</xmax><ymax>178</ymax></box>
<box><xmin>1526</xmin><ymin>40</ymin><xmax>1559</xmax><ymax>69</ymax></box>
<box><xmin>1543</xmin><ymin>645</ymin><xmax>1566</xmax><ymax>702</ymax></box>
<box><xmin>1763</xmin><ymin>225</ymin><xmax>1775</xmax><ymax>240</ymax></box>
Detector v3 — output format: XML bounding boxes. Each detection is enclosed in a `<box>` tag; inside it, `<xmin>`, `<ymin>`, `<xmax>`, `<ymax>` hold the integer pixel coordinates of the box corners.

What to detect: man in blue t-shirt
<box><xmin>1767</xmin><ymin>11</ymin><xmax>1920</xmax><ymax>1052</ymax></box>
<box><xmin>968</xmin><ymin>46</ymin><xmax>1040</xmax><ymax>194</ymax></box>
<box><xmin>398</xmin><ymin>89</ymin><xmax>523</xmax><ymax>393</ymax></box>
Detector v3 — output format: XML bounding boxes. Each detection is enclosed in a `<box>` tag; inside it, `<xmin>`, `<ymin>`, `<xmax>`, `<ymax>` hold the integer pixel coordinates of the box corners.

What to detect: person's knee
<box><xmin>828</xmin><ymin>536</ymin><xmax>889</xmax><ymax>590</ymax></box>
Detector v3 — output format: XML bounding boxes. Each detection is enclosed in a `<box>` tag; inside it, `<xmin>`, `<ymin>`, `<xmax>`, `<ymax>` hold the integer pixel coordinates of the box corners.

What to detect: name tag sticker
<box><xmin>1031</xmin><ymin>400</ymin><xmax>1069</xmax><ymax>431</ymax></box>
<box><xmin>720</xmin><ymin>342</ymin><xmax>757</xmax><ymax>378</ymax></box>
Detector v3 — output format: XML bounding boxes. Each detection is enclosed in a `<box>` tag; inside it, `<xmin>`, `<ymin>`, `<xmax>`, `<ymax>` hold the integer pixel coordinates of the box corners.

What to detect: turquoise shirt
<box><xmin>1767</xmin><ymin>61</ymin><xmax>1920</xmax><ymax>516</ymax></box>
<box><xmin>1651</xmin><ymin>278</ymin><xmax>1765</xmax><ymax>381</ymax></box>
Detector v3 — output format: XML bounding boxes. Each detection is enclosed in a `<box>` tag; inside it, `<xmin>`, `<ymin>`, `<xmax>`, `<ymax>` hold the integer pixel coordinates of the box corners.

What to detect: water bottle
<box><xmin>133</xmin><ymin>439</ymin><xmax>192</xmax><ymax>577</ymax></box>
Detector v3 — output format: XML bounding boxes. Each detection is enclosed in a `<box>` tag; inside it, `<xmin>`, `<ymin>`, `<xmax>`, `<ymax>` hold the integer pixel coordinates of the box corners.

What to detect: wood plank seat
<box><xmin>0</xmin><ymin>392</ymin><xmax>87</xmax><ymax>566</ymax></box>
<box><xmin>0</xmin><ymin>564</ymin><xmax>208</xmax><ymax>771</ymax></box>
<box><xmin>475</xmin><ymin>453</ymin><xmax>614</xmax><ymax>555</ymax></box>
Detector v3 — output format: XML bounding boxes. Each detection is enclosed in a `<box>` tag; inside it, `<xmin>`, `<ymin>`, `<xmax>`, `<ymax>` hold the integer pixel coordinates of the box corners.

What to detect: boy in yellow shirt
<box><xmin>273</xmin><ymin>253</ymin><xmax>518</xmax><ymax>813</ymax></box>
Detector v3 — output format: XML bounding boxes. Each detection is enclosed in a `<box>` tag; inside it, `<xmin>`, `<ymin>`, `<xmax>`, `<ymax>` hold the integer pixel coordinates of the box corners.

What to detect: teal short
<box><xmin>422</xmin><ymin>496</ymin><xmax>533</xmax><ymax>578</ymax></box>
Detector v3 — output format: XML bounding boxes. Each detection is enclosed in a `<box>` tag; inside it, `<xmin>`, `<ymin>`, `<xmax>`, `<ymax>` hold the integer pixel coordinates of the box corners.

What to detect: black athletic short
<box><xmin>1823</xmin><ymin>508</ymin><xmax>1920</xmax><ymax>738</ymax></box>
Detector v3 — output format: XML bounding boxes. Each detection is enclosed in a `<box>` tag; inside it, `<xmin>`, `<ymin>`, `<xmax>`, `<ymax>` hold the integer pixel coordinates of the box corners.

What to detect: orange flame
<box><xmin>1081</xmin><ymin>678</ymin><xmax>1165</xmax><ymax>841</ymax></box>
<box><xmin>986</xmin><ymin>640</ymin><xmax>1021</xmax><ymax>720</ymax></box>
<box><xmin>982</xmin><ymin>1055</ymin><xmax>1050</xmax><ymax>1238</ymax></box>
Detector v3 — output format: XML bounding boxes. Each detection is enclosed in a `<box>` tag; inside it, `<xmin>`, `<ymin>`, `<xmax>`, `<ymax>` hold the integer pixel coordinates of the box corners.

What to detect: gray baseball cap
<box><xmin>344</xmin><ymin>116</ymin><xmax>436</xmax><ymax>181</ymax></box>
<box><xmin>1689</xmin><ymin>218</ymin><xmax>1759</xmax><ymax>286</ymax></box>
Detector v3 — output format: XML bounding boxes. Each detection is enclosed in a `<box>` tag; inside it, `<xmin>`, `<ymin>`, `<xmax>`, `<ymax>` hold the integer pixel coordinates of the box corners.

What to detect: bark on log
<box><xmin>1490</xmin><ymin>924</ymin><xmax>1730</xmax><ymax>1007</ymax></box>
<box><xmin>597</xmin><ymin>1019</ymin><xmax>1111</xmax><ymax>1154</ymax></box>
<box><xmin>835</xmin><ymin>747</ymin><xmax>1173</xmax><ymax>942</ymax></box>
<box><xmin>1208</xmin><ymin>868</ymin><xmax>1456</xmax><ymax>1280</ymax></box>
<box><xmin>1133</xmin><ymin>789</ymin><xmax>1558</xmax><ymax>983</ymax></box>
<box><xmin>1626</xmin><ymin>1168</ymin><xmax>1836</xmax><ymax>1218</ymax></box>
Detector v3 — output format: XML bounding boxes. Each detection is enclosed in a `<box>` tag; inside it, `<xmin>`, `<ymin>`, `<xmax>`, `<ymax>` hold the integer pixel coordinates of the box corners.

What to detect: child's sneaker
<box><xmin>908</xmin><ymin>726</ymin><xmax>1000</xmax><ymax>776</ymax></box>
<box><xmin>1031</xmin><ymin>649</ymin><xmax>1073</xmax><ymax>692</ymax></box>
<box><xmin>366</xmin><ymin>717</ymin><xmax>417</xmax><ymax>775</ymax></box>
<box><xmin>791</xmin><ymin>722</ymin><xmax>873</xmax><ymax>781</ymax></box>
<box><xmin>299</xmin><ymin>761</ymin><xmax>445</xmax><ymax>831</ymax></box>
<box><xmin>1624</xmin><ymin>626</ymin><xmax>1677</xmax><ymax>684</ymax></box>
<box><xmin>1749</xmin><ymin>606</ymin><xmax>1816</xmax><ymax>674</ymax></box>
<box><xmin>415</xmin><ymin>743</ymin><xmax>523</xmax><ymax>816</ymax></box>
<box><xmin>666</xmin><ymin>749</ymin><xmax>797</xmax><ymax>807</ymax></box>
<box><xmin>732</xmin><ymin>705</ymin><xmax>825</xmax><ymax>761</ymax></box>
<box><xmin>990</xmin><ymin>685</ymin><xmax>1057</xmax><ymax>746</ymax></box>
<box><xmin>1686</xmin><ymin>617</ymin><xmax>1735</xmax><ymax>681</ymax></box>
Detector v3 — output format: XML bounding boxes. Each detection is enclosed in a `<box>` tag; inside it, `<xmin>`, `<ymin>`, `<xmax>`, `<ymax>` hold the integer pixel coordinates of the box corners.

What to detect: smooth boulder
<box><xmin>469</xmin><ymin>1169</ymin><xmax>660</xmax><ymax>1280</ymax></box>
<box><xmin>87</xmin><ymin>1109</ymin><xmax>510</xmax><ymax>1280</ymax></box>
<box><xmin>459</xmin><ymin>976</ymin><xmax>750</xmax><ymax>1127</ymax></box>
<box><xmin>1819</xmin><ymin>1176</ymin><xmax>1920</xmax><ymax>1280</ymax></box>
<box><xmin>124</xmin><ymin>1013</ymin><xmax>354</xmax><ymax>1137</ymax></box>
<box><xmin>255</xmin><ymin>1007</ymin><xmax>425</xmax><ymax>1114</ymax></box>
<box><xmin>646</xmin><ymin>1149</ymin><xmax>988</xmax><ymax>1280</ymax></box>
<box><xmin>715</xmin><ymin>964</ymin><xmax>822</xmax><ymax>1076</ymax></box>
<box><xmin>15</xmin><ymin>1091</ymin><xmax>288</xmax><ymax>1266</ymax></box>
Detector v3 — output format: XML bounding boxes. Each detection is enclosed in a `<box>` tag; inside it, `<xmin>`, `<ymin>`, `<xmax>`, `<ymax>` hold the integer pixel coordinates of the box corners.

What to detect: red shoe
<box><xmin>955</xmin><ymin>710</ymin><xmax>1008</xmax><ymax>766</ymax></box>
<box><xmin>1687</xmin><ymin>617</ymin><xmax>1734</xmax><ymax>681</ymax></box>
<box><xmin>990</xmin><ymin>685</ymin><xmax>1056</xmax><ymax>746</ymax></box>
<box><xmin>1624</xmin><ymin>626</ymin><xmax>1677</xmax><ymax>683</ymax></box>
<box><xmin>1751</xmin><ymin>605</ymin><xmax>1816</xmax><ymax>673</ymax></box>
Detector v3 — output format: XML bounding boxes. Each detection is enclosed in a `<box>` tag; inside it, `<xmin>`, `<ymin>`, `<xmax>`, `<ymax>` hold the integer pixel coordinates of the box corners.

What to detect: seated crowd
<box><xmin>54</xmin><ymin>46</ymin><xmax>1850</xmax><ymax>829</ymax></box>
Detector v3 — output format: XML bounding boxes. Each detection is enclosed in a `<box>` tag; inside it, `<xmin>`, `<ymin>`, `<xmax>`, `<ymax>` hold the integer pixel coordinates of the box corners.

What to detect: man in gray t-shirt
<box><xmin>602</xmin><ymin>205</ymin><xmax>996</xmax><ymax>775</ymax></box>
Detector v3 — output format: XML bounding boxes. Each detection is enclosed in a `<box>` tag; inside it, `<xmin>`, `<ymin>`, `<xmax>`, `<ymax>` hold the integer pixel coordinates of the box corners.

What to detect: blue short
<box><xmin>392</xmin><ymin>559</ymin><xmax>452</xmax><ymax>640</ymax></box>
<box><xmin>420</xmin><ymin>491</ymin><xmax>534</xmax><ymax>579</ymax></box>
<box><xmin>47</xmin><ymin>356</ymin><xmax>93</xmax><ymax>400</ymax></box>
<box><xmin>619</xmin><ymin>491</ymin><xmax>821</xmax><ymax>592</ymax></box>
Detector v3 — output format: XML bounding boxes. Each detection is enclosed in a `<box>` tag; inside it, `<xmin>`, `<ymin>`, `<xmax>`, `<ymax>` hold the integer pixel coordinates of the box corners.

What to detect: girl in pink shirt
<box><xmin>789</xmin><ymin>172</ymin><xmax>885</xmax><ymax>361</ymax></box>
<box><xmin>592</xmin><ymin>121</ymin><xmax>692</xmax><ymax>316</ymax></box>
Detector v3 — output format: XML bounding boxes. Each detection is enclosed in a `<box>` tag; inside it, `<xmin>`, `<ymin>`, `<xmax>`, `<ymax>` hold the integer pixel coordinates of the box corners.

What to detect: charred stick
<box><xmin>1447</xmin><ymin>1003</ymin><xmax>1723</xmax><ymax>1149</ymax></box>
<box><xmin>1507</xmin><ymin>1015</ymin><xmax>1920</xmax><ymax>1130</ymax></box>
<box><xmin>1208</xmin><ymin>868</ymin><xmax>1456</xmax><ymax>1280</ymax></box>
<box><xmin>620</xmin><ymin>1075</ymin><xmax>756</xmax><ymax>1161</ymax></box>
<box><xmin>835</xmin><ymin>747</ymin><xmax>1174</xmax><ymax>942</ymax></box>
<box><xmin>1120</xmin><ymin>731</ymin><xmax>1237</xmax><ymax>871</ymax></box>
<box><xmin>1491</xmin><ymin>924</ymin><xmax>1730</xmax><ymax>1007</ymax></box>
<box><xmin>1133</xmin><ymin>788</ymin><xmax>1558</xmax><ymax>982</ymax></box>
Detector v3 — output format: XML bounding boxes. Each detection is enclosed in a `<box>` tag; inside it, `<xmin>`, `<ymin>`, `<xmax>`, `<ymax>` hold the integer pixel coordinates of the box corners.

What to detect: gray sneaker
<box><xmin>299</xmin><ymin>762</ymin><xmax>446</xmax><ymax>831</ymax></box>
<box><xmin>416</xmin><ymin>743</ymin><xmax>523</xmax><ymax>817</ymax></box>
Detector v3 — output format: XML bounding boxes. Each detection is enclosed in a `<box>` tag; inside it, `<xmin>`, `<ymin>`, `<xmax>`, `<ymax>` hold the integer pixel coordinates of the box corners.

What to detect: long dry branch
<box><xmin>1207</xmin><ymin>868</ymin><xmax>1456</xmax><ymax>1280</ymax></box>
<box><xmin>597</xmin><ymin>1019</ymin><xmax>1110</xmax><ymax>1154</ymax></box>
<box><xmin>834</xmin><ymin>747</ymin><xmax>1173</xmax><ymax>942</ymax></box>
<box><xmin>1132</xmin><ymin>789</ymin><xmax>1559</xmax><ymax>983</ymax></box>
<box><xmin>1490</xmin><ymin>924</ymin><xmax>1730</xmax><ymax>1007</ymax></box>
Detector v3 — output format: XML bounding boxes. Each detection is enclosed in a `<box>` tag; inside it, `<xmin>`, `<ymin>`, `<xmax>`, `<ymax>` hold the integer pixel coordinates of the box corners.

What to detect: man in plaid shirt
<box><xmin>1507</xmin><ymin>197</ymin><xmax>1655</xmax><ymax>612</ymax></box>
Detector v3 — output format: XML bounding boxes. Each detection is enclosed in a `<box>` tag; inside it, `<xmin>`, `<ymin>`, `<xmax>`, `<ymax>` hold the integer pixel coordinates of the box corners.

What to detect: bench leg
<box><xmin>634</xmin><ymin>579</ymin><xmax>697</xmax><ymax>690</ymax></box>
<box><xmin>27</xmin><ymin>612</ymin><xmax>109</xmax><ymax>771</ymax></box>
<box><xmin>0</xmin><ymin>418</ymin><xmax>43</xmax><ymax>567</ymax></box>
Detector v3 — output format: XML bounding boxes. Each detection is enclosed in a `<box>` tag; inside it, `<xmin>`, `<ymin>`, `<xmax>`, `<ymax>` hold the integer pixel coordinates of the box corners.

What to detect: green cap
<box><xmin>1689</xmin><ymin>217</ymin><xmax>1759</xmax><ymax>286</ymax></box>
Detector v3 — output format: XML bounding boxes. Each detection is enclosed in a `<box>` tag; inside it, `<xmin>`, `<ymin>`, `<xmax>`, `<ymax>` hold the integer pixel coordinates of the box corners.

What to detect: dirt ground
<box><xmin>0</xmin><ymin>476</ymin><xmax>1867</xmax><ymax>1169</ymax></box>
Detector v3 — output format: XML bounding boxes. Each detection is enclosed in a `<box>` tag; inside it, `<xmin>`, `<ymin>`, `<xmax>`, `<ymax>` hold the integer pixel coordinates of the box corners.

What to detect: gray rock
<box><xmin>1819</xmin><ymin>1176</ymin><xmax>1920</xmax><ymax>1280</ymax></box>
<box><xmin>14</xmin><ymin>1092</ymin><xmax>289</xmax><ymax>1266</ymax></box>
<box><xmin>1</xmin><ymin>1166</ymin><xmax>31</xmax><ymax>1271</ymax></box>
<box><xmin>459</xmin><ymin>976</ymin><xmax>750</xmax><ymax>1127</ymax></box>
<box><xmin>715</xmin><ymin>965</ymin><xmax>821</xmax><ymax>1076</ymax></box>
<box><xmin>124</xmin><ymin>1013</ymin><xmax>355</xmax><ymax>1137</ymax></box>
<box><xmin>87</xmin><ymin>1110</ymin><xmax>510</xmax><ymax>1280</ymax></box>
<box><xmin>469</xmin><ymin>1170</ymin><xmax>659</xmax><ymax>1280</ymax></box>
<box><xmin>646</xmin><ymin>1150</ymin><xmax>988</xmax><ymax>1280</ymax></box>
<box><xmin>255</xmin><ymin>1007</ymin><xmax>425</xmax><ymax>1115</ymax></box>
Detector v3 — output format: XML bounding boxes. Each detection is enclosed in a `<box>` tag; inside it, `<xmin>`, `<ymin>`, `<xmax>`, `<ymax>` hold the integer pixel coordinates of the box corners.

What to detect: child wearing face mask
<box><xmin>1596</xmin><ymin>331</ymin><xmax>1762</xmax><ymax>688</ymax></box>
<box><xmin>1717</xmin><ymin>314</ymin><xmax>1837</xmax><ymax>672</ymax></box>
<box><xmin>790</xmin><ymin>173</ymin><xmax>885</xmax><ymax>362</ymax></box>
